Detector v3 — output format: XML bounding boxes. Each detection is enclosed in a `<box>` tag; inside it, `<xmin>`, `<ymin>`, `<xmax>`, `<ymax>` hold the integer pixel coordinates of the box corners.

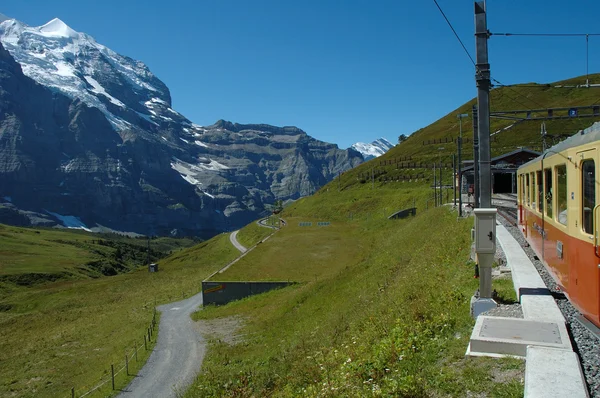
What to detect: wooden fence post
<box><xmin>125</xmin><ymin>354</ymin><xmax>129</xmax><ymax>376</ymax></box>
<box><xmin>144</xmin><ymin>335</ymin><xmax>147</xmax><ymax>351</ymax></box>
<box><xmin>71</xmin><ymin>387</ymin><xmax>74</xmax><ymax>398</ymax></box>
<box><xmin>111</xmin><ymin>364</ymin><xmax>115</xmax><ymax>390</ymax></box>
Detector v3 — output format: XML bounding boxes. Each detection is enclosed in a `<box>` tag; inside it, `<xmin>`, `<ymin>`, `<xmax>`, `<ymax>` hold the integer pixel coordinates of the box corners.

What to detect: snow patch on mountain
<box><xmin>84</xmin><ymin>75</ymin><xmax>126</xmax><ymax>107</ymax></box>
<box><xmin>351</xmin><ymin>138</ymin><xmax>394</xmax><ymax>160</ymax></box>
<box><xmin>46</xmin><ymin>210</ymin><xmax>92</xmax><ymax>231</ymax></box>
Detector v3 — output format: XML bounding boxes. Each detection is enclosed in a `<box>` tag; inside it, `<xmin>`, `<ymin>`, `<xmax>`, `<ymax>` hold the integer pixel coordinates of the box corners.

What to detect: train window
<box><xmin>530</xmin><ymin>172</ymin><xmax>536</xmax><ymax>209</ymax></box>
<box><xmin>582</xmin><ymin>159</ymin><xmax>595</xmax><ymax>234</ymax></box>
<box><xmin>545</xmin><ymin>168</ymin><xmax>552</xmax><ymax>218</ymax></box>
<box><xmin>556</xmin><ymin>165</ymin><xmax>567</xmax><ymax>225</ymax></box>
<box><xmin>525</xmin><ymin>174</ymin><xmax>530</xmax><ymax>205</ymax></box>
<box><xmin>537</xmin><ymin>170</ymin><xmax>543</xmax><ymax>214</ymax></box>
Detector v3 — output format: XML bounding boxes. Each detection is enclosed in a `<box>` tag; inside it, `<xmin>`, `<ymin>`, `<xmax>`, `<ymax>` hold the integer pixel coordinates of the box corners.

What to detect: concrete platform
<box><xmin>496</xmin><ymin>225</ymin><xmax>547</xmax><ymax>299</ymax></box>
<box><xmin>468</xmin><ymin>316</ymin><xmax>572</xmax><ymax>357</ymax></box>
<box><xmin>524</xmin><ymin>346</ymin><xmax>589</xmax><ymax>398</ymax></box>
<box><xmin>521</xmin><ymin>294</ymin><xmax>565</xmax><ymax>323</ymax></box>
<box><xmin>467</xmin><ymin>222</ymin><xmax>589</xmax><ymax>397</ymax></box>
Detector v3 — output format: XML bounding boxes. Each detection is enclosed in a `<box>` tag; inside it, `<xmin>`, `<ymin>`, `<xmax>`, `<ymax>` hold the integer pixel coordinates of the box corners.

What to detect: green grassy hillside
<box><xmin>188</xmin><ymin>205</ymin><xmax>520</xmax><ymax>397</ymax></box>
<box><xmin>177</xmin><ymin>75</ymin><xmax>600</xmax><ymax>397</ymax></box>
<box><xmin>0</xmin><ymin>227</ymin><xmax>217</xmax><ymax>397</ymax></box>
<box><xmin>338</xmin><ymin>73</ymin><xmax>600</xmax><ymax>192</ymax></box>
<box><xmin>0</xmin><ymin>224</ymin><xmax>197</xmax><ymax>284</ymax></box>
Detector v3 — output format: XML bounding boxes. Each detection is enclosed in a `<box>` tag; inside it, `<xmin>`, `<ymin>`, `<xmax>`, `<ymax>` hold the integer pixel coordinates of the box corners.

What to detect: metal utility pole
<box><xmin>472</xmin><ymin>105</ymin><xmax>479</xmax><ymax>208</ymax></box>
<box><xmin>433</xmin><ymin>163</ymin><xmax>437</xmax><ymax>207</ymax></box>
<box><xmin>541</xmin><ymin>122</ymin><xmax>547</xmax><ymax>152</ymax></box>
<box><xmin>438</xmin><ymin>147</ymin><xmax>444</xmax><ymax>206</ymax></box>
<box><xmin>453</xmin><ymin>153</ymin><xmax>456</xmax><ymax>209</ymax></box>
<box><xmin>586</xmin><ymin>34</ymin><xmax>590</xmax><ymax>87</ymax></box>
<box><xmin>475</xmin><ymin>1</ymin><xmax>492</xmax><ymax>209</ymax></box>
<box><xmin>439</xmin><ymin>158</ymin><xmax>443</xmax><ymax>205</ymax></box>
<box><xmin>457</xmin><ymin>113</ymin><xmax>468</xmax><ymax>217</ymax></box>
<box><xmin>471</xmin><ymin>1</ymin><xmax>497</xmax><ymax>319</ymax></box>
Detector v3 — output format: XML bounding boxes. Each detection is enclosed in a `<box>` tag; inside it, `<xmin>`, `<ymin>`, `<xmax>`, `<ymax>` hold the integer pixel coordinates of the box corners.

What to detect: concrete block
<box><xmin>468</xmin><ymin>316</ymin><xmax>572</xmax><ymax>357</ymax></box>
<box><xmin>470</xmin><ymin>297</ymin><xmax>497</xmax><ymax>318</ymax></box>
<box><xmin>521</xmin><ymin>294</ymin><xmax>565</xmax><ymax>323</ymax></box>
<box><xmin>525</xmin><ymin>346</ymin><xmax>589</xmax><ymax>398</ymax></box>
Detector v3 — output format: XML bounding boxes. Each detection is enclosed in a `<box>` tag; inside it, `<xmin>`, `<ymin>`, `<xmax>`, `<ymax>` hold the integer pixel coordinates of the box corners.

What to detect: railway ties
<box><xmin>492</xmin><ymin>193</ymin><xmax>518</xmax><ymax>227</ymax></box>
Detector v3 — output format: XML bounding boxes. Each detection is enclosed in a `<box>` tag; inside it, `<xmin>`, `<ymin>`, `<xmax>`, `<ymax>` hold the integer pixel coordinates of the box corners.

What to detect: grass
<box><xmin>185</xmin><ymin>191</ymin><xmax>524</xmax><ymax>397</ymax></box>
<box><xmin>235</xmin><ymin>216</ymin><xmax>278</xmax><ymax>249</ymax></box>
<box><xmin>0</xmin><ymin>232</ymin><xmax>237</xmax><ymax>397</ymax></box>
<box><xmin>0</xmin><ymin>224</ymin><xmax>196</xmax><ymax>282</ymax></box>
<box><xmin>219</xmin><ymin>218</ymin><xmax>365</xmax><ymax>282</ymax></box>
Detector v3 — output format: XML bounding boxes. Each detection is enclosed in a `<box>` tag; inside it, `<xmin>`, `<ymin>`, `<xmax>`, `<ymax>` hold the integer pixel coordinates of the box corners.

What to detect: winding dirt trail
<box><xmin>229</xmin><ymin>230</ymin><xmax>247</xmax><ymax>253</ymax></box>
<box><xmin>119</xmin><ymin>217</ymin><xmax>285</xmax><ymax>397</ymax></box>
<box><xmin>117</xmin><ymin>293</ymin><xmax>205</xmax><ymax>398</ymax></box>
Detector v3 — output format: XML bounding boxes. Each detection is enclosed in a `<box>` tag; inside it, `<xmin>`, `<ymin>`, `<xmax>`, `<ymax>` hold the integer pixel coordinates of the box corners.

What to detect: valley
<box><xmin>1</xmin><ymin>6</ymin><xmax>600</xmax><ymax>398</ymax></box>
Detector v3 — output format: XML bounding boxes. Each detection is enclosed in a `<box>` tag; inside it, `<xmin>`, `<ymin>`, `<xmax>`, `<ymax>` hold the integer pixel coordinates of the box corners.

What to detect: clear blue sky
<box><xmin>2</xmin><ymin>1</ymin><xmax>600</xmax><ymax>148</ymax></box>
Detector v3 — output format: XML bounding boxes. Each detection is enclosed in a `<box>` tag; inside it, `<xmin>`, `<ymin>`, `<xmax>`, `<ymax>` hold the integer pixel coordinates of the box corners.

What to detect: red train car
<box><xmin>517</xmin><ymin>122</ymin><xmax>600</xmax><ymax>329</ymax></box>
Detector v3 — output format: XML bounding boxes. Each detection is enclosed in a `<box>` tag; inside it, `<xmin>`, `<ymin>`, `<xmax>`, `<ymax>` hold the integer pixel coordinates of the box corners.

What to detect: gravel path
<box><xmin>118</xmin><ymin>293</ymin><xmax>206</xmax><ymax>398</ymax></box>
<box><xmin>257</xmin><ymin>218</ymin><xmax>279</xmax><ymax>229</ymax></box>
<box><xmin>229</xmin><ymin>230</ymin><xmax>247</xmax><ymax>253</ymax></box>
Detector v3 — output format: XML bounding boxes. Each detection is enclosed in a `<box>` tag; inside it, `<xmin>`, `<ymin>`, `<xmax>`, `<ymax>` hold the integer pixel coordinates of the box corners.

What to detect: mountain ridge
<box><xmin>0</xmin><ymin>15</ymin><xmax>363</xmax><ymax>237</ymax></box>
<box><xmin>351</xmin><ymin>137</ymin><xmax>394</xmax><ymax>160</ymax></box>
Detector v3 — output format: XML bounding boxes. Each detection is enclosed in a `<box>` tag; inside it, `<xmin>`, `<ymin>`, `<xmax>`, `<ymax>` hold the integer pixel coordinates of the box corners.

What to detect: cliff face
<box><xmin>0</xmin><ymin>34</ymin><xmax>362</xmax><ymax>236</ymax></box>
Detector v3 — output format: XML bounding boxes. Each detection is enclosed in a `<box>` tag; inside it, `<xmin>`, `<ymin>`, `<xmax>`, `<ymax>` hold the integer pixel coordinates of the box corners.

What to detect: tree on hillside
<box><xmin>398</xmin><ymin>134</ymin><xmax>408</xmax><ymax>143</ymax></box>
<box><xmin>273</xmin><ymin>200</ymin><xmax>284</xmax><ymax>214</ymax></box>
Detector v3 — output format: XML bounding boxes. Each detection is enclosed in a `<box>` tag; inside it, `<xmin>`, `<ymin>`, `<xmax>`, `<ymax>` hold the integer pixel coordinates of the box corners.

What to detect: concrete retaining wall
<box><xmin>388</xmin><ymin>207</ymin><xmax>417</xmax><ymax>220</ymax></box>
<box><xmin>202</xmin><ymin>281</ymin><xmax>295</xmax><ymax>305</ymax></box>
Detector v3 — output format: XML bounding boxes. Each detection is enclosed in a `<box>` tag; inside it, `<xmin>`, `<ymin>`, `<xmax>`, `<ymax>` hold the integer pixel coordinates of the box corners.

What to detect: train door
<box><xmin>577</xmin><ymin>148</ymin><xmax>599</xmax><ymax>322</ymax></box>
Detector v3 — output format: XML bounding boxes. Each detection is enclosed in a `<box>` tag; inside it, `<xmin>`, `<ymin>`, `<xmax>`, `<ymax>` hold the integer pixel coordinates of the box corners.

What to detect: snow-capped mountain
<box><xmin>0</xmin><ymin>15</ymin><xmax>362</xmax><ymax>236</ymax></box>
<box><xmin>0</xmin><ymin>16</ymin><xmax>179</xmax><ymax>131</ymax></box>
<box><xmin>351</xmin><ymin>138</ymin><xmax>394</xmax><ymax>160</ymax></box>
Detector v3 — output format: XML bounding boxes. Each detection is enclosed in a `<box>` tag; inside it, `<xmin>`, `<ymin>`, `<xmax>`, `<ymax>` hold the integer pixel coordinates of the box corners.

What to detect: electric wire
<box><xmin>432</xmin><ymin>0</ymin><xmax>476</xmax><ymax>68</ymax></box>
<box><xmin>491</xmin><ymin>32</ymin><xmax>600</xmax><ymax>37</ymax></box>
<box><xmin>491</xmin><ymin>77</ymin><xmax>548</xmax><ymax>109</ymax></box>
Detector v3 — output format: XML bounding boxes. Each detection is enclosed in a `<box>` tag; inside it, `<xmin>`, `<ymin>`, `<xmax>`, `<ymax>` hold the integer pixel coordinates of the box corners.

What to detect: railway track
<box><xmin>492</xmin><ymin>193</ymin><xmax>518</xmax><ymax>227</ymax></box>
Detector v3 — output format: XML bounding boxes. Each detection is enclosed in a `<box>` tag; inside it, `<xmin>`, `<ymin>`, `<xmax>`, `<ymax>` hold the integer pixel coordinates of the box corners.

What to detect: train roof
<box><xmin>520</xmin><ymin>121</ymin><xmax>600</xmax><ymax>169</ymax></box>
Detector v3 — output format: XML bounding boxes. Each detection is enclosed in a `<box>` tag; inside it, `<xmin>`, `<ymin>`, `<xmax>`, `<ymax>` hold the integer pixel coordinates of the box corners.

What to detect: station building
<box><xmin>459</xmin><ymin>148</ymin><xmax>540</xmax><ymax>194</ymax></box>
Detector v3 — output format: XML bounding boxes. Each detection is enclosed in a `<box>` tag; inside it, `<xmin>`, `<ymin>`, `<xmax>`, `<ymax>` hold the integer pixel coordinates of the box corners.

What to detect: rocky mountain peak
<box><xmin>351</xmin><ymin>137</ymin><xmax>394</xmax><ymax>160</ymax></box>
<box><xmin>0</xmin><ymin>16</ymin><xmax>172</xmax><ymax>131</ymax></box>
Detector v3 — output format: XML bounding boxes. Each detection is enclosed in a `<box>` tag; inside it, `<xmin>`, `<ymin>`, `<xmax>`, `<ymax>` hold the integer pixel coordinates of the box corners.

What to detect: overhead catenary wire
<box><xmin>432</xmin><ymin>0</ymin><xmax>476</xmax><ymax>68</ymax></box>
<box><xmin>491</xmin><ymin>76</ymin><xmax>548</xmax><ymax>110</ymax></box>
<box><xmin>491</xmin><ymin>32</ymin><xmax>600</xmax><ymax>37</ymax></box>
<box><xmin>491</xmin><ymin>31</ymin><xmax>598</xmax><ymax>86</ymax></box>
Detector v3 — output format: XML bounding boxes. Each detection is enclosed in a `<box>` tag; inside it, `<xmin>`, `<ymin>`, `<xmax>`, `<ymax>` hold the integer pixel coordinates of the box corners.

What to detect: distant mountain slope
<box><xmin>0</xmin><ymin>16</ymin><xmax>362</xmax><ymax>237</ymax></box>
<box><xmin>351</xmin><ymin>138</ymin><xmax>394</xmax><ymax>160</ymax></box>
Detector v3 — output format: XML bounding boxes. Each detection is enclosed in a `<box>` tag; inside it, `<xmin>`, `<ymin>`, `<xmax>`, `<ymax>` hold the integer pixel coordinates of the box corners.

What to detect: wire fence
<box><xmin>68</xmin><ymin>309</ymin><xmax>159</xmax><ymax>398</ymax></box>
